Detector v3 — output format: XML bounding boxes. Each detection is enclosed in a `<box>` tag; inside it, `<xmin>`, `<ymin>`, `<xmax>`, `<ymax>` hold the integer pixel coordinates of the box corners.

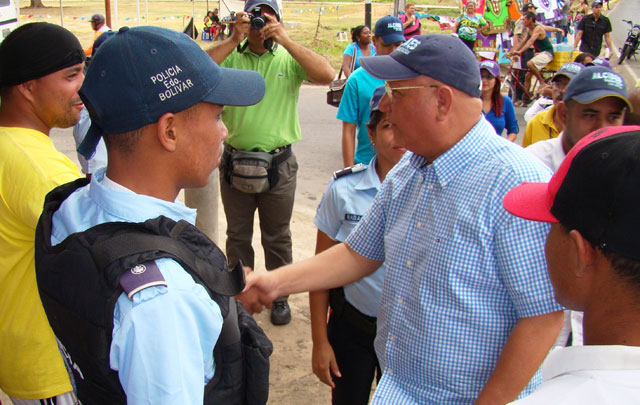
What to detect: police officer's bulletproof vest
<box><xmin>34</xmin><ymin>178</ymin><xmax>272</xmax><ymax>404</ymax></box>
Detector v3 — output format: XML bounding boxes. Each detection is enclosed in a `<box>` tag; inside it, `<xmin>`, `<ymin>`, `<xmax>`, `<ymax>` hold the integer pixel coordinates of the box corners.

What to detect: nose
<box><xmin>379</xmin><ymin>93</ymin><xmax>392</xmax><ymax>113</ymax></box>
<box><xmin>221</xmin><ymin>122</ymin><xmax>229</xmax><ymax>141</ymax></box>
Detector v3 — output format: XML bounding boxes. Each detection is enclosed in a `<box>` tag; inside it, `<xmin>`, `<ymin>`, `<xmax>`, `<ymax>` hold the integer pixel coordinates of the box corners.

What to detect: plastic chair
<box><xmin>201</xmin><ymin>27</ymin><xmax>213</xmax><ymax>41</ymax></box>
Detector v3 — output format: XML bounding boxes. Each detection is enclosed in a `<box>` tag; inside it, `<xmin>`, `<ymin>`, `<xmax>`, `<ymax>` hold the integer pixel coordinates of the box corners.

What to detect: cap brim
<box><xmin>77</xmin><ymin>122</ymin><xmax>103</xmax><ymax>160</ymax></box>
<box><xmin>571</xmin><ymin>90</ymin><xmax>632</xmax><ymax>111</ymax></box>
<box><xmin>552</xmin><ymin>72</ymin><xmax>574</xmax><ymax>81</ymax></box>
<box><xmin>244</xmin><ymin>1</ymin><xmax>281</xmax><ymax>19</ymax></box>
<box><xmin>203</xmin><ymin>67</ymin><xmax>266</xmax><ymax>107</ymax></box>
<box><xmin>380</xmin><ymin>33</ymin><xmax>406</xmax><ymax>46</ymax></box>
<box><xmin>503</xmin><ymin>182</ymin><xmax>558</xmax><ymax>223</ymax></box>
<box><xmin>360</xmin><ymin>55</ymin><xmax>421</xmax><ymax>81</ymax></box>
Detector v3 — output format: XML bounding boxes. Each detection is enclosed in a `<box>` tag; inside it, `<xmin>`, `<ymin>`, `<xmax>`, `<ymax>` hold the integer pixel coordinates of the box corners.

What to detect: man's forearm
<box><xmin>280</xmin><ymin>37</ymin><xmax>335</xmax><ymax>84</ymax></box>
<box><xmin>207</xmin><ymin>35</ymin><xmax>243</xmax><ymax>65</ymax></box>
<box><xmin>573</xmin><ymin>30</ymin><xmax>583</xmax><ymax>50</ymax></box>
<box><xmin>604</xmin><ymin>33</ymin><xmax>614</xmax><ymax>54</ymax></box>
<box><xmin>272</xmin><ymin>243</ymin><xmax>381</xmax><ymax>298</ymax></box>
<box><xmin>476</xmin><ymin>311</ymin><xmax>563</xmax><ymax>404</ymax></box>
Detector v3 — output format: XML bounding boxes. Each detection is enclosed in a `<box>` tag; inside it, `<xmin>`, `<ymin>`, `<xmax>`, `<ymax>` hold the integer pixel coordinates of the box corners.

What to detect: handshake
<box><xmin>235</xmin><ymin>267</ymin><xmax>280</xmax><ymax>314</ymax></box>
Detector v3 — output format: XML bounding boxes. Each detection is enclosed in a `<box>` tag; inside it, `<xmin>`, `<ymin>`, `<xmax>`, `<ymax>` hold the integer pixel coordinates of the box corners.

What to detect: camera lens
<box><xmin>250</xmin><ymin>16</ymin><xmax>266</xmax><ymax>30</ymax></box>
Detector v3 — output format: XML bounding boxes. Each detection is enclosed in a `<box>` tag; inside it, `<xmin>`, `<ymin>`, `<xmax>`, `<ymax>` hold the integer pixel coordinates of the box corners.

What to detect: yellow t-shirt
<box><xmin>0</xmin><ymin>127</ymin><xmax>81</xmax><ymax>399</ymax></box>
<box><xmin>522</xmin><ymin>105</ymin><xmax>560</xmax><ymax>148</ymax></box>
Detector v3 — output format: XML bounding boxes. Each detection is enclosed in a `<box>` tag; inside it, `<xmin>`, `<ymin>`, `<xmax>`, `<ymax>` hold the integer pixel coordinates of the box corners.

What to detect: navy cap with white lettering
<box><xmin>78</xmin><ymin>26</ymin><xmax>265</xmax><ymax>159</ymax></box>
<box><xmin>562</xmin><ymin>66</ymin><xmax>631</xmax><ymax>111</ymax></box>
<box><xmin>359</xmin><ymin>34</ymin><xmax>482</xmax><ymax>98</ymax></box>
<box><xmin>374</xmin><ymin>15</ymin><xmax>405</xmax><ymax>45</ymax></box>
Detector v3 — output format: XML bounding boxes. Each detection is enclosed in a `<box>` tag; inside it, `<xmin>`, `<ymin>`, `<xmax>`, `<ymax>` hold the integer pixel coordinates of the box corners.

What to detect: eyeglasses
<box><xmin>384</xmin><ymin>82</ymin><xmax>439</xmax><ymax>102</ymax></box>
<box><xmin>481</xmin><ymin>73</ymin><xmax>496</xmax><ymax>80</ymax></box>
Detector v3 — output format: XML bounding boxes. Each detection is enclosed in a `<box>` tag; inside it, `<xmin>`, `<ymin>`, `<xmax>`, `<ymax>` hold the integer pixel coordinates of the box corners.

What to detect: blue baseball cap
<box><xmin>244</xmin><ymin>0</ymin><xmax>281</xmax><ymax>21</ymax></box>
<box><xmin>562</xmin><ymin>66</ymin><xmax>631</xmax><ymax>110</ymax></box>
<box><xmin>551</xmin><ymin>62</ymin><xmax>584</xmax><ymax>82</ymax></box>
<box><xmin>479</xmin><ymin>60</ymin><xmax>500</xmax><ymax>78</ymax></box>
<box><xmin>360</xmin><ymin>34</ymin><xmax>482</xmax><ymax>98</ymax></box>
<box><xmin>591</xmin><ymin>0</ymin><xmax>603</xmax><ymax>6</ymax></box>
<box><xmin>589</xmin><ymin>58</ymin><xmax>612</xmax><ymax>69</ymax></box>
<box><xmin>374</xmin><ymin>15</ymin><xmax>405</xmax><ymax>45</ymax></box>
<box><xmin>369</xmin><ymin>85</ymin><xmax>386</xmax><ymax>112</ymax></box>
<box><xmin>78</xmin><ymin>26</ymin><xmax>265</xmax><ymax>159</ymax></box>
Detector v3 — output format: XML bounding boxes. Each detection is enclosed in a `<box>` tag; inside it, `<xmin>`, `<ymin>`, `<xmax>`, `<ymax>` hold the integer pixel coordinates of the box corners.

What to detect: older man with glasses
<box><xmin>240</xmin><ymin>34</ymin><xmax>563</xmax><ymax>404</ymax></box>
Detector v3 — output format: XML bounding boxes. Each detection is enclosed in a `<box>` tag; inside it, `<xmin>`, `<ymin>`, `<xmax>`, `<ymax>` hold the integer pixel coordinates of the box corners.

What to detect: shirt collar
<box><xmin>89</xmin><ymin>168</ymin><xmax>197</xmax><ymax>225</ymax></box>
<box><xmin>550</xmin><ymin>132</ymin><xmax>567</xmax><ymax>171</ymax></box>
<box><xmin>541</xmin><ymin>104</ymin><xmax>558</xmax><ymax>129</ymax></box>
<box><xmin>428</xmin><ymin>116</ymin><xmax>493</xmax><ymax>188</ymax></box>
<box><xmin>543</xmin><ymin>345</ymin><xmax>640</xmax><ymax>381</ymax></box>
<box><xmin>354</xmin><ymin>156</ymin><xmax>382</xmax><ymax>191</ymax></box>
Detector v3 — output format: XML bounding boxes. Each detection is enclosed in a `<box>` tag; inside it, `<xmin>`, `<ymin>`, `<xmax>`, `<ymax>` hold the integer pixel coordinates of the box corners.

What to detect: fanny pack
<box><xmin>223</xmin><ymin>145</ymin><xmax>292</xmax><ymax>194</ymax></box>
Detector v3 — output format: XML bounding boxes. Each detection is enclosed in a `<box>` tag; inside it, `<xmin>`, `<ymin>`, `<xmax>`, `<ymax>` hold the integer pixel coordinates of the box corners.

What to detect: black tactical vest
<box><xmin>35</xmin><ymin>178</ymin><xmax>272</xmax><ymax>404</ymax></box>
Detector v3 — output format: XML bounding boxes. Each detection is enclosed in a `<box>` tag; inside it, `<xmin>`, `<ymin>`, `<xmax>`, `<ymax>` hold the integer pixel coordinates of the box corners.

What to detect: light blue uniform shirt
<box><xmin>346</xmin><ymin>117</ymin><xmax>562</xmax><ymax>403</ymax></box>
<box><xmin>50</xmin><ymin>168</ymin><xmax>223</xmax><ymax>404</ymax></box>
<box><xmin>314</xmin><ymin>158</ymin><xmax>385</xmax><ymax>317</ymax></box>
<box><xmin>336</xmin><ymin>68</ymin><xmax>383</xmax><ymax>165</ymax></box>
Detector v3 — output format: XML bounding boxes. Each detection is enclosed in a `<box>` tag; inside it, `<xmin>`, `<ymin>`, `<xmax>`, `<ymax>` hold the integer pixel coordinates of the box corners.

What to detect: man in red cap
<box><xmin>504</xmin><ymin>125</ymin><xmax>640</xmax><ymax>403</ymax></box>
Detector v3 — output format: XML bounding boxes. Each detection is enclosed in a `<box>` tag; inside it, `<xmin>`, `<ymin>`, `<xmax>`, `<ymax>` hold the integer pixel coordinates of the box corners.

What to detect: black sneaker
<box><xmin>270</xmin><ymin>300</ymin><xmax>291</xmax><ymax>325</ymax></box>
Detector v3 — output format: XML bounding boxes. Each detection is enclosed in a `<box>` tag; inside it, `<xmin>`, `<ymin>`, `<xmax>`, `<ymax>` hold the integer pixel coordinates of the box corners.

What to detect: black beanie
<box><xmin>0</xmin><ymin>22</ymin><xmax>85</xmax><ymax>87</ymax></box>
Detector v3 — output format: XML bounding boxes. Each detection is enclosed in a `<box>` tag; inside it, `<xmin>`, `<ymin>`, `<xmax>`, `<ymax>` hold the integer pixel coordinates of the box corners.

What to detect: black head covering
<box><xmin>0</xmin><ymin>22</ymin><xmax>85</xmax><ymax>87</ymax></box>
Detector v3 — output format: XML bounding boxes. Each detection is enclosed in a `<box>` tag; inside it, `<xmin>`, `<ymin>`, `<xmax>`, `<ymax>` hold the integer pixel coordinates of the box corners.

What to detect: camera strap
<box><xmin>235</xmin><ymin>39</ymin><xmax>277</xmax><ymax>54</ymax></box>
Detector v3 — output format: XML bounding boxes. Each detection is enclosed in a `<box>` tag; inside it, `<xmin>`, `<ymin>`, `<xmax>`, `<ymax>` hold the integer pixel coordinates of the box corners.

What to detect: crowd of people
<box><xmin>0</xmin><ymin>0</ymin><xmax>639</xmax><ymax>404</ymax></box>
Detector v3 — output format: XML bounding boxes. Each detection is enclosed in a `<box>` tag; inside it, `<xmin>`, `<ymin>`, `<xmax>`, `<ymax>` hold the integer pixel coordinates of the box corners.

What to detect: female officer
<box><xmin>309</xmin><ymin>86</ymin><xmax>406</xmax><ymax>404</ymax></box>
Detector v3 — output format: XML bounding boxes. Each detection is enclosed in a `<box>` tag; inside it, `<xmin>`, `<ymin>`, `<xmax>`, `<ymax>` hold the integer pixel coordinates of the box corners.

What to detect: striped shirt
<box><xmin>346</xmin><ymin>117</ymin><xmax>562</xmax><ymax>403</ymax></box>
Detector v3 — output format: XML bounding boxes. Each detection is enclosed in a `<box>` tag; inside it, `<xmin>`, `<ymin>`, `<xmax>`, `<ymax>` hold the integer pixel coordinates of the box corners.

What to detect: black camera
<box><xmin>248</xmin><ymin>13</ymin><xmax>267</xmax><ymax>30</ymax></box>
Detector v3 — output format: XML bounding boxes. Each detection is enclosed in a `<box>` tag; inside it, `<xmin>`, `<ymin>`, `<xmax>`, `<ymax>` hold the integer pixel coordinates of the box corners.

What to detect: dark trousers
<box><xmin>327</xmin><ymin>304</ymin><xmax>381</xmax><ymax>405</ymax></box>
<box><xmin>460</xmin><ymin>37</ymin><xmax>476</xmax><ymax>51</ymax></box>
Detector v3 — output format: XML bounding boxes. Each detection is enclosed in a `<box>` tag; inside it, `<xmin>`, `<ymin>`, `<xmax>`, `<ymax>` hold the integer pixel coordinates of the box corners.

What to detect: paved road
<box><xmin>608</xmin><ymin>0</ymin><xmax>639</xmax><ymax>85</ymax></box>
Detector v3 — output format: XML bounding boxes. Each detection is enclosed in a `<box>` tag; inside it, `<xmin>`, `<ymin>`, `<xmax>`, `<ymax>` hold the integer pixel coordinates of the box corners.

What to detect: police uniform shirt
<box><xmin>313</xmin><ymin>158</ymin><xmax>385</xmax><ymax>317</ymax></box>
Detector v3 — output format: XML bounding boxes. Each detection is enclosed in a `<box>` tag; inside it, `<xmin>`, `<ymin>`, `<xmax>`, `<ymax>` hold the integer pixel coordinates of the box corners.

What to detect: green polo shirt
<box><xmin>221</xmin><ymin>42</ymin><xmax>307</xmax><ymax>151</ymax></box>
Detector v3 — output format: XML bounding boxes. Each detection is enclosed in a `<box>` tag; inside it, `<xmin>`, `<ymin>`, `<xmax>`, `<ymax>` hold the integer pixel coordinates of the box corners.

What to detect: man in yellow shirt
<box><xmin>0</xmin><ymin>22</ymin><xmax>83</xmax><ymax>404</ymax></box>
<box><xmin>522</xmin><ymin>104</ymin><xmax>560</xmax><ymax>147</ymax></box>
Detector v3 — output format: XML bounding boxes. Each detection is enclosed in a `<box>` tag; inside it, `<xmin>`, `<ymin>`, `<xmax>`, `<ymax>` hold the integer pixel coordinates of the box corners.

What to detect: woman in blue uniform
<box><xmin>309</xmin><ymin>86</ymin><xmax>406</xmax><ymax>404</ymax></box>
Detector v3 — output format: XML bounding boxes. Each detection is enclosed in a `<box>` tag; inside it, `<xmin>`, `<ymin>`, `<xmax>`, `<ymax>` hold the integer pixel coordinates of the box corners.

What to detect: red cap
<box><xmin>504</xmin><ymin>125</ymin><xmax>640</xmax><ymax>223</ymax></box>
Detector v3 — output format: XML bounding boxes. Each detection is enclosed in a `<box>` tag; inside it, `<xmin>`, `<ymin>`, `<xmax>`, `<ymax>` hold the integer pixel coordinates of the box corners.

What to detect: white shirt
<box><xmin>511</xmin><ymin>345</ymin><xmax>640</xmax><ymax>404</ymax></box>
<box><xmin>525</xmin><ymin>133</ymin><xmax>566</xmax><ymax>172</ymax></box>
<box><xmin>524</xmin><ymin>98</ymin><xmax>553</xmax><ymax>123</ymax></box>
<box><xmin>525</xmin><ymin>133</ymin><xmax>585</xmax><ymax>348</ymax></box>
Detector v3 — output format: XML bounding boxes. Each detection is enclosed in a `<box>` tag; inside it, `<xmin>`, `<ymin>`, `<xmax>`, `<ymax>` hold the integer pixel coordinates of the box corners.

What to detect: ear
<box><xmin>569</xmin><ymin>229</ymin><xmax>596</xmax><ymax>278</ymax></box>
<box><xmin>16</xmin><ymin>80</ymin><xmax>37</xmax><ymax>104</ymax></box>
<box><xmin>556</xmin><ymin>101</ymin><xmax>568</xmax><ymax>128</ymax></box>
<box><xmin>434</xmin><ymin>86</ymin><xmax>453</xmax><ymax>121</ymax></box>
<box><xmin>155</xmin><ymin>112</ymin><xmax>178</xmax><ymax>152</ymax></box>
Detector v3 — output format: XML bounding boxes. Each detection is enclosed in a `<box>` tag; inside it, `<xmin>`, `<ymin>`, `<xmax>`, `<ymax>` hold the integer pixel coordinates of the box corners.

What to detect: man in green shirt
<box><xmin>208</xmin><ymin>0</ymin><xmax>334</xmax><ymax>325</ymax></box>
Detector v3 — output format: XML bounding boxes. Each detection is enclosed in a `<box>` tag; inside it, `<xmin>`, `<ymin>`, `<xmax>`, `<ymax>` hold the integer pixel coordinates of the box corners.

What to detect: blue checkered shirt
<box><xmin>346</xmin><ymin>117</ymin><xmax>562</xmax><ymax>403</ymax></box>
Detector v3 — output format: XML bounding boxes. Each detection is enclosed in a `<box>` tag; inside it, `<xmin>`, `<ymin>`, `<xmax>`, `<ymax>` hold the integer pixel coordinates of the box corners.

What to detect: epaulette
<box><xmin>333</xmin><ymin>163</ymin><xmax>367</xmax><ymax>179</ymax></box>
<box><xmin>120</xmin><ymin>260</ymin><xmax>168</xmax><ymax>300</ymax></box>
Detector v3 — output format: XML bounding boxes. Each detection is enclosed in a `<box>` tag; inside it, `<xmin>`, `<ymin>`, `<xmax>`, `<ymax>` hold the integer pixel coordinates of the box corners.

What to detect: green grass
<box><xmin>17</xmin><ymin>0</ymin><xmax>463</xmax><ymax>70</ymax></box>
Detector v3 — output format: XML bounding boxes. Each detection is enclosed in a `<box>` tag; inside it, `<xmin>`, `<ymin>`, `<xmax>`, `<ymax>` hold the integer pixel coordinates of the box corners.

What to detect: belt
<box><xmin>329</xmin><ymin>287</ymin><xmax>377</xmax><ymax>336</ymax></box>
<box><xmin>224</xmin><ymin>143</ymin><xmax>291</xmax><ymax>155</ymax></box>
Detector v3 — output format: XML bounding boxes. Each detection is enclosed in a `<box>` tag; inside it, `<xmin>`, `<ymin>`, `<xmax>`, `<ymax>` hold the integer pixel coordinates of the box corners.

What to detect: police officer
<box><xmin>309</xmin><ymin>87</ymin><xmax>406</xmax><ymax>404</ymax></box>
